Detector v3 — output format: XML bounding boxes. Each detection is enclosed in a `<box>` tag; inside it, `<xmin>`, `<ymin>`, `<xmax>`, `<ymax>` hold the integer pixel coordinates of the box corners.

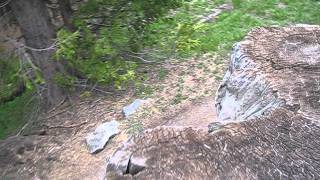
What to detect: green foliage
<box><xmin>172</xmin><ymin>93</ymin><xmax>187</xmax><ymax>104</ymax></box>
<box><xmin>56</xmin><ymin>28</ymin><xmax>138</xmax><ymax>89</ymax></box>
<box><xmin>0</xmin><ymin>90</ymin><xmax>33</xmax><ymax>139</ymax></box>
<box><xmin>55</xmin><ymin>30</ymin><xmax>80</xmax><ymax>61</ymax></box>
<box><xmin>232</xmin><ymin>0</ymin><xmax>241</xmax><ymax>8</ymax></box>
<box><xmin>56</xmin><ymin>0</ymin><xmax>184</xmax><ymax>89</ymax></box>
<box><xmin>0</xmin><ymin>58</ymin><xmax>37</xmax><ymax>140</ymax></box>
<box><xmin>0</xmin><ymin>57</ymin><xmax>22</xmax><ymax>103</ymax></box>
<box><xmin>144</xmin><ymin>0</ymin><xmax>320</xmax><ymax>57</ymax></box>
<box><xmin>124</xmin><ymin>118</ymin><xmax>144</xmax><ymax>135</ymax></box>
<box><xmin>158</xmin><ymin>67</ymin><xmax>168</xmax><ymax>80</ymax></box>
<box><xmin>175</xmin><ymin>23</ymin><xmax>203</xmax><ymax>54</ymax></box>
<box><xmin>54</xmin><ymin>73</ymin><xmax>76</xmax><ymax>91</ymax></box>
<box><xmin>80</xmin><ymin>91</ymin><xmax>92</xmax><ymax>99</ymax></box>
<box><xmin>135</xmin><ymin>82</ymin><xmax>154</xmax><ymax>98</ymax></box>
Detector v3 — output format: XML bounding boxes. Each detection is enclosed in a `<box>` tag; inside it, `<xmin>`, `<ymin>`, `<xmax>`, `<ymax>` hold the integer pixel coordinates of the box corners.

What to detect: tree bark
<box><xmin>9</xmin><ymin>0</ymin><xmax>65</xmax><ymax>106</ymax></box>
<box><xmin>58</xmin><ymin>0</ymin><xmax>75</xmax><ymax>31</ymax></box>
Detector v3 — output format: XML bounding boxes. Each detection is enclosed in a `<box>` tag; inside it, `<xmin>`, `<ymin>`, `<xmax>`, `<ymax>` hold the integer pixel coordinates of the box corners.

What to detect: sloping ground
<box><xmin>0</xmin><ymin>53</ymin><xmax>223</xmax><ymax>179</ymax></box>
<box><xmin>106</xmin><ymin>25</ymin><xmax>320</xmax><ymax>179</ymax></box>
<box><xmin>44</xmin><ymin>55</ymin><xmax>222</xmax><ymax>179</ymax></box>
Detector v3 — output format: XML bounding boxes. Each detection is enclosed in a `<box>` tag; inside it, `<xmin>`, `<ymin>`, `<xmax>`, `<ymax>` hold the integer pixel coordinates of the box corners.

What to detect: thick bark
<box><xmin>57</xmin><ymin>0</ymin><xmax>75</xmax><ymax>31</ymax></box>
<box><xmin>9</xmin><ymin>0</ymin><xmax>65</xmax><ymax>106</ymax></box>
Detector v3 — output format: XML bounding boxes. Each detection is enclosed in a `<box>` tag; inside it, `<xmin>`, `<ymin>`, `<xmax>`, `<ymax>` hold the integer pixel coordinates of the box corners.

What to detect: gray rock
<box><xmin>106</xmin><ymin>136</ymin><xmax>147</xmax><ymax>176</ymax></box>
<box><xmin>86</xmin><ymin>120</ymin><xmax>120</xmax><ymax>154</ymax></box>
<box><xmin>123</xmin><ymin>99</ymin><xmax>146</xmax><ymax>118</ymax></box>
<box><xmin>128</xmin><ymin>155</ymin><xmax>146</xmax><ymax>175</ymax></box>
<box><xmin>106</xmin><ymin>138</ymin><xmax>134</xmax><ymax>175</ymax></box>
<box><xmin>208</xmin><ymin>122</ymin><xmax>224</xmax><ymax>133</ymax></box>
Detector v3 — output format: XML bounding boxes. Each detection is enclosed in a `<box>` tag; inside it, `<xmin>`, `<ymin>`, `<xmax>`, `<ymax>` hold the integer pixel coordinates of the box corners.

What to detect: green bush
<box><xmin>56</xmin><ymin>0</ymin><xmax>184</xmax><ymax>89</ymax></box>
<box><xmin>0</xmin><ymin>57</ymin><xmax>22</xmax><ymax>103</ymax></box>
<box><xmin>0</xmin><ymin>90</ymin><xmax>33</xmax><ymax>139</ymax></box>
<box><xmin>232</xmin><ymin>0</ymin><xmax>241</xmax><ymax>8</ymax></box>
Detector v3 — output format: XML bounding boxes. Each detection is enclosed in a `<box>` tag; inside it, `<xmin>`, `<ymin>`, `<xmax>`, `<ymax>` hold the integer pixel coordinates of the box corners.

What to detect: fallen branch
<box><xmin>16</xmin><ymin>121</ymin><xmax>30</xmax><ymax>136</ymax></box>
<box><xmin>43</xmin><ymin>108</ymin><xmax>69</xmax><ymax>120</ymax></box>
<box><xmin>47</xmin><ymin>97</ymin><xmax>67</xmax><ymax>114</ymax></box>
<box><xmin>0</xmin><ymin>0</ymin><xmax>12</xmax><ymax>8</ymax></box>
<box><xmin>127</xmin><ymin>54</ymin><xmax>164</xmax><ymax>64</ymax></box>
<box><xmin>43</xmin><ymin>121</ymin><xmax>88</xmax><ymax>129</ymax></box>
<box><xmin>73</xmin><ymin>84</ymin><xmax>113</xmax><ymax>94</ymax></box>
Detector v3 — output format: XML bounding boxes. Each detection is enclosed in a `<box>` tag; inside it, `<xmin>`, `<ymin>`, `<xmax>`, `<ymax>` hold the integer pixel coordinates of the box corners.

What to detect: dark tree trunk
<box><xmin>58</xmin><ymin>0</ymin><xmax>75</xmax><ymax>31</ymax></box>
<box><xmin>10</xmin><ymin>0</ymin><xmax>65</xmax><ymax>106</ymax></box>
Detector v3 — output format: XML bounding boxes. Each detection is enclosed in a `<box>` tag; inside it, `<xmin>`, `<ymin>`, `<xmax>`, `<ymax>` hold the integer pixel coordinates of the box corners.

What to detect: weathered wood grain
<box><xmin>106</xmin><ymin>25</ymin><xmax>320</xmax><ymax>180</ymax></box>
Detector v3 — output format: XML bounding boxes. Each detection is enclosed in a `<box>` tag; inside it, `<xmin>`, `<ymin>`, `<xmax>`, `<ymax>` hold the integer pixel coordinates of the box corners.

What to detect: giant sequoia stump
<box><xmin>106</xmin><ymin>25</ymin><xmax>320</xmax><ymax>179</ymax></box>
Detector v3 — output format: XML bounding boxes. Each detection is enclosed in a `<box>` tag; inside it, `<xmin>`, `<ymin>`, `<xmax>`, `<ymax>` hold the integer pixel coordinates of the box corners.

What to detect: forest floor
<box><xmin>0</xmin><ymin>53</ymin><xmax>226</xmax><ymax>179</ymax></box>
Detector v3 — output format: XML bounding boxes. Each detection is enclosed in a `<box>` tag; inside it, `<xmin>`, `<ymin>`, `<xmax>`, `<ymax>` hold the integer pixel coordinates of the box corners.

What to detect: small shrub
<box><xmin>54</xmin><ymin>73</ymin><xmax>76</xmax><ymax>91</ymax></box>
<box><xmin>232</xmin><ymin>0</ymin><xmax>241</xmax><ymax>9</ymax></box>
<box><xmin>158</xmin><ymin>67</ymin><xmax>168</xmax><ymax>80</ymax></box>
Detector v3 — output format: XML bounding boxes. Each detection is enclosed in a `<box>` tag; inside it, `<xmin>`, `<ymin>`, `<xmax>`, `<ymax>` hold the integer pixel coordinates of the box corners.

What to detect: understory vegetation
<box><xmin>1</xmin><ymin>0</ymin><xmax>320</xmax><ymax>139</ymax></box>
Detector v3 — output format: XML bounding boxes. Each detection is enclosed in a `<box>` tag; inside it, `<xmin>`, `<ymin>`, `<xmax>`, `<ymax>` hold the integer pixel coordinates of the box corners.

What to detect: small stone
<box><xmin>107</xmin><ymin>148</ymin><xmax>132</xmax><ymax>174</ymax></box>
<box><xmin>208</xmin><ymin>122</ymin><xmax>224</xmax><ymax>133</ymax></box>
<box><xmin>128</xmin><ymin>155</ymin><xmax>146</xmax><ymax>175</ymax></box>
<box><xmin>123</xmin><ymin>99</ymin><xmax>146</xmax><ymax>118</ymax></box>
<box><xmin>86</xmin><ymin>120</ymin><xmax>120</xmax><ymax>154</ymax></box>
<box><xmin>106</xmin><ymin>138</ymin><xmax>134</xmax><ymax>174</ymax></box>
<box><xmin>46</xmin><ymin>155</ymin><xmax>57</xmax><ymax>162</ymax></box>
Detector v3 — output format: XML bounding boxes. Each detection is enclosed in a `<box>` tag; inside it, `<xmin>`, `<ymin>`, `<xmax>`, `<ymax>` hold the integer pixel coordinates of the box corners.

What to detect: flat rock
<box><xmin>86</xmin><ymin>120</ymin><xmax>120</xmax><ymax>154</ymax></box>
<box><xmin>123</xmin><ymin>99</ymin><xmax>146</xmax><ymax>118</ymax></box>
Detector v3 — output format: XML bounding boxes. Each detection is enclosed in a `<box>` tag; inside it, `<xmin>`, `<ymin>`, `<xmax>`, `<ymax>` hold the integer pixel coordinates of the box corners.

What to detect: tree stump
<box><xmin>106</xmin><ymin>25</ymin><xmax>320</xmax><ymax>179</ymax></box>
<box><xmin>216</xmin><ymin>24</ymin><xmax>320</xmax><ymax>121</ymax></box>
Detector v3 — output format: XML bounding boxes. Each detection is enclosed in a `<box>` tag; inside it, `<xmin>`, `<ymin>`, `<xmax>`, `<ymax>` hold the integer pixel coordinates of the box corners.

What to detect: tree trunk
<box><xmin>10</xmin><ymin>0</ymin><xmax>65</xmax><ymax>106</ymax></box>
<box><xmin>58</xmin><ymin>0</ymin><xmax>75</xmax><ymax>31</ymax></box>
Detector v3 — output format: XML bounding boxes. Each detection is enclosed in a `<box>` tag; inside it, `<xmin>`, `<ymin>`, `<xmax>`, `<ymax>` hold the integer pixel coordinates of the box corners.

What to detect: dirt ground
<box><xmin>0</xmin><ymin>53</ymin><xmax>226</xmax><ymax>179</ymax></box>
<box><xmin>164</xmin><ymin>97</ymin><xmax>216</xmax><ymax>128</ymax></box>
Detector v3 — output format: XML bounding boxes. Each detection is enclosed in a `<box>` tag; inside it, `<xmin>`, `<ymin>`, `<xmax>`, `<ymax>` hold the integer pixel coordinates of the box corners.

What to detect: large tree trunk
<box><xmin>10</xmin><ymin>0</ymin><xmax>65</xmax><ymax>106</ymax></box>
<box><xmin>58</xmin><ymin>0</ymin><xmax>75</xmax><ymax>31</ymax></box>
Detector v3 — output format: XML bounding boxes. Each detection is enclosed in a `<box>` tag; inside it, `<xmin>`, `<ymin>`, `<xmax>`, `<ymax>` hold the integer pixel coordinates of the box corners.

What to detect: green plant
<box><xmin>54</xmin><ymin>73</ymin><xmax>76</xmax><ymax>91</ymax></box>
<box><xmin>55</xmin><ymin>0</ymin><xmax>184</xmax><ymax>89</ymax></box>
<box><xmin>172</xmin><ymin>93</ymin><xmax>187</xmax><ymax>104</ymax></box>
<box><xmin>0</xmin><ymin>57</ymin><xmax>35</xmax><ymax>140</ymax></box>
<box><xmin>144</xmin><ymin>0</ymin><xmax>320</xmax><ymax>58</ymax></box>
<box><xmin>56</xmin><ymin>28</ymin><xmax>138</xmax><ymax>89</ymax></box>
<box><xmin>135</xmin><ymin>82</ymin><xmax>154</xmax><ymax>98</ymax></box>
<box><xmin>0</xmin><ymin>90</ymin><xmax>34</xmax><ymax>139</ymax></box>
<box><xmin>232</xmin><ymin>0</ymin><xmax>241</xmax><ymax>8</ymax></box>
<box><xmin>158</xmin><ymin>67</ymin><xmax>168</xmax><ymax>80</ymax></box>
<box><xmin>0</xmin><ymin>57</ymin><xmax>22</xmax><ymax>103</ymax></box>
<box><xmin>123</xmin><ymin>118</ymin><xmax>144</xmax><ymax>135</ymax></box>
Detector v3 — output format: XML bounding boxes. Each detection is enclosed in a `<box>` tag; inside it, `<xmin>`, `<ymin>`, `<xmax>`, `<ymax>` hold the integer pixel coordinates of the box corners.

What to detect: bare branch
<box><xmin>73</xmin><ymin>83</ymin><xmax>113</xmax><ymax>94</ymax></box>
<box><xmin>0</xmin><ymin>0</ymin><xmax>12</xmax><ymax>8</ymax></box>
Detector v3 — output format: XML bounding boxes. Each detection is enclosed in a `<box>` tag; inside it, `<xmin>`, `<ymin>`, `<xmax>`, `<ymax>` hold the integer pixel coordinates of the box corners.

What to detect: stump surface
<box><xmin>106</xmin><ymin>25</ymin><xmax>320</xmax><ymax>180</ymax></box>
